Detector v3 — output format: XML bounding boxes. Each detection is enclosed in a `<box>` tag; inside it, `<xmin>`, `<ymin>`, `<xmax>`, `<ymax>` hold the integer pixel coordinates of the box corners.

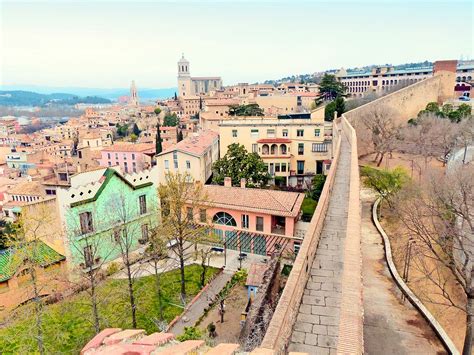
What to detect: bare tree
<box><xmin>8</xmin><ymin>203</ymin><xmax>61</xmax><ymax>355</ymax></box>
<box><xmin>157</xmin><ymin>172</ymin><xmax>214</xmax><ymax>303</ymax></box>
<box><xmin>105</xmin><ymin>188</ymin><xmax>157</xmax><ymax>328</ymax></box>
<box><xmin>361</xmin><ymin>105</ymin><xmax>401</xmax><ymax>166</ymax></box>
<box><xmin>65</xmin><ymin>207</ymin><xmax>116</xmax><ymax>334</ymax></box>
<box><xmin>395</xmin><ymin>165</ymin><xmax>474</xmax><ymax>355</ymax></box>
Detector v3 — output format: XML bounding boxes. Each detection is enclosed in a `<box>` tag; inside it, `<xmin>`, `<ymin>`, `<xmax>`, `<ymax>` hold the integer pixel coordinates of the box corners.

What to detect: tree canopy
<box><xmin>229</xmin><ymin>104</ymin><xmax>264</xmax><ymax>117</ymax></box>
<box><xmin>318</xmin><ymin>74</ymin><xmax>346</xmax><ymax>100</ymax></box>
<box><xmin>163</xmin><ymin>113</ymin><xmax>179</xmax><ymax>127</ymax></box>
<box><xmin>361</xmin><ymin>166</ymin><xmax>409</xmax><ymax>207</ymax></box>
<box><xmin>212</xmin><ymin>143</ymin><xmax>269</xmax><ymax>187</ymax></box>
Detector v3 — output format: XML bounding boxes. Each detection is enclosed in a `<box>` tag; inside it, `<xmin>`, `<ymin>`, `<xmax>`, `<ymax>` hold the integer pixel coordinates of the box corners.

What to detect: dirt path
<box><xmin>360</xmin><ymin>189</ymin><xmax>445</xmax><ymax>355</ymax></box>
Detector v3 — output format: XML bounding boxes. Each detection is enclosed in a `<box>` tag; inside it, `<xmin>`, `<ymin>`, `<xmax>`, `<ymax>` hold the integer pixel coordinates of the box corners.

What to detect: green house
<box><xmin>57</xmin><ymin>167</ymin><xmax>160</xmax><ymax>270</ymax></box>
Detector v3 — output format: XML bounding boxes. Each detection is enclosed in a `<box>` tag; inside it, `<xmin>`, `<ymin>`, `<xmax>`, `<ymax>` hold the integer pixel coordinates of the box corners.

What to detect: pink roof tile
<box><xmin>202</xmin><ymin>185</ymin><xmax>304</xmax><ymax>218</ymax></box>
<box><xmin>159</xmin><ymin>130</ymin><xmax>218</xmax><ymax>157</ymax></box>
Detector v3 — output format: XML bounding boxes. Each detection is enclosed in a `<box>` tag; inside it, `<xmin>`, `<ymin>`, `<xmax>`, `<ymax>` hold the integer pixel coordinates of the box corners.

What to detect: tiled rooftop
<box><xmin>159</xmin><ymin>130</ymin><xmax>218</xmax><ymax>157</ymax></box>
<box><xmin>203</xmin><ymin>185</ymin><xmax>304</xmax><ymax>218</ymax></box>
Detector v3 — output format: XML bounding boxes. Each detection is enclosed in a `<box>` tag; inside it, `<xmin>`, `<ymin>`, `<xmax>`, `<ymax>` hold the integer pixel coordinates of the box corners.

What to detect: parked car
<box><xmin>459</xmin><ymin>96</ymin><xmax>471</xmax><ymax>101</ymax></box>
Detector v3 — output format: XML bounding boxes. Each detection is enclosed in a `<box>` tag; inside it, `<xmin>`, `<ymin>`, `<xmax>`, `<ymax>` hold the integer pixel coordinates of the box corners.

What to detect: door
<box><xmin>316</xmin><ymin>160</ymin><xmax>323</xmax><ymax>174</ymax></box>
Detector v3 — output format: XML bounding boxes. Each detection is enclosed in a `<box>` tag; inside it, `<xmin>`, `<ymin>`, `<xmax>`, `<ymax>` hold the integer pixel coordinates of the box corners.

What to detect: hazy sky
<box><xmin>1</xmin><ymin>0</ymin><xmax>473</xmax><ymax>89</ymax></box>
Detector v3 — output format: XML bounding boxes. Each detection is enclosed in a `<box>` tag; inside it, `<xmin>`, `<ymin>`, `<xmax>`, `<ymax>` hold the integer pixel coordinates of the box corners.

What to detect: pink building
<box><xmin>188</xmin><ymin>178</ymin><xmax>304</xmax><ymax>256</ymax></box>
<box><xmin>99</xmin><ymin>143</ymin><xmax>155</xmax><ymax>173</ymax></box>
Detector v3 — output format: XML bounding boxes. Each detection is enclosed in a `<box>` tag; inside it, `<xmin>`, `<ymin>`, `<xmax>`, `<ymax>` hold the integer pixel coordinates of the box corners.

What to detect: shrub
<box><xmin>177</xmin><ymin>326</ymin><xmax>202</xmax><ymax>341</ymax></box>
<box><xmin>360</xmin><ymin>166</ymin><xmax>409</xmax><ymax>207</ymax></box>
<box><xmin>106</xmin><ymin>262</ymin><xmax>120</xmax><ymax>276</ymax></box>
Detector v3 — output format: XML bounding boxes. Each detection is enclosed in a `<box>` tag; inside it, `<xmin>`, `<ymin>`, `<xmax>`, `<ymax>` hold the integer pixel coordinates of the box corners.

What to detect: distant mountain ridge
<box><xmin>0</xmin><ymin>85</ymin><xmax>178</xmax><ymax>100</ymax></box>
<box><xmin>0</xmin><ymin>90</ymin><xmax>112</xmax><ymax>107</ymax></box>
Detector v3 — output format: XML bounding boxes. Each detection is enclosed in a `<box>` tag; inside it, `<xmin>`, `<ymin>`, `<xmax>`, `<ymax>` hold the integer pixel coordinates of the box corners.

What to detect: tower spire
<box><xmin>130</xmin><ymin>80</ymin><xmax>139</xmax><ymax>107</ymax></box>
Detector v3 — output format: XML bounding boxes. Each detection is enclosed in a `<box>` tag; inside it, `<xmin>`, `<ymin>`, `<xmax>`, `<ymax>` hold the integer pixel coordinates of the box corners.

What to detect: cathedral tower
<box><xmin>177</xmin><ymin>54</ymin><xmax>191</xmax><ymax>97</ymax></box>
<box><xmin>129</xmin><ymin>80</ymin><xmax>139</xmax><ymax>106</ymax></box>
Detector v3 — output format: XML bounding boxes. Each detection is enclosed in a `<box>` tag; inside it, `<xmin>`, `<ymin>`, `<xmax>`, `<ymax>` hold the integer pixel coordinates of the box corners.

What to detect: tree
<box><xmin>324</xmin><ymin>101</ymin><xmax>336</xmax><ymax>122</ymax></box>
<box><xmin>425</xmin><ymin>102</ymin><xmax>439</xmax><ymax>113</ymax></box>
<box><xmin>212</xmin><ymin>143</ymin><xmax>269</xmax><ymax>187</ymax></box>
<box><xmin>334</xmin><ymin>96</ymin><xmax>345</xmax><ymax>118</ymax></box>
<box><xmin>163</xmin><ymin>113</ymin><xmax>179</xmax><ymax>127</ymax></box>
<box><xmin>0</xmin><ymin>220</ymin><xmax>18</xmax><ymax>250</ymax></box>
<box><xmin>360</xmin><ymin>166</ymin><xmax>409</xmax><ymax>207</ymax></box>
<box><xmin>309</xmin><ymin>174</ymin><xmax>326</xmax><ymax>201</ymax></box>
<box><xmin>361</xmin><ymin>105</ymin><xmax>401</xmax><ymax>166</ymax></box>
<box><xmin>132</xmin><ymin>123</ymin><xmax>141</xmax><ymax>136</ymax></box>
<box><xmin>8</xmin><ymin>204</ymin><xmax>60</xmax><ymax>354</ymax></box>
<box><xmin>130</xmin><ymin>133</ymin><xmax>138</xmax><ymax>142</ymax></box>
<box><xmin>458</xmin><ymin>103</ymin><xmax>472</xmax><ymax>119</ymax></box>
<box><xmin>105</xmin><ymin>189</ymin><xmax>156</xmax><ymax>328</ymax></box>
<box><xmin>157</xmin><ymin>173</ymin><xmax>214</xmax><ymax>302</ymax></box>
<box><xmin>318</xmin><ymin>73</ymin><xmax>346</xmax><ymax>100</ymax></box>
<box><xmin>145</xmin><ymin>227</ymin><xmax>169</xmax><ymax>323</ymax></box>
<box><xmin>394</xmin><ymin>165</ymin><xmax>474</xmax><ymax>355</ymax></box>
<box><xmin>174</xmin><ymin>92</ymin><xmax>178</xmax><ymax>101</ymax></box>
<box><xmin>229</xmin><ymin>104</ymin><xmax>264</xmax><ymax>116</ymax></box>
<box><xmin>154</xmin><ymin>108</ymin><xmax>163</xmax><ymax>155</ymax></box>
<box><xmin>116</xmin><ymin>124</ymin><xmax>129</xmax><ymax>138</ymax></box>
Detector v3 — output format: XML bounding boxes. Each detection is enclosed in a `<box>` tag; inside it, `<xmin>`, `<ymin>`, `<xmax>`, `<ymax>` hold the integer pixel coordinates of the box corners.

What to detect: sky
<box><xmin>1</xmin><ymin>0</ymin><xmax>473</xmax><ymax>89</ymax></box>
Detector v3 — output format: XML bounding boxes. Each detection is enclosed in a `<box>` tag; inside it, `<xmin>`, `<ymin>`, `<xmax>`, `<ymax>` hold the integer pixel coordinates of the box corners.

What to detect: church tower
<box><xmin>129</xmin><ymin>80</ymin><xmax>139</xmax><ymax>106</ymax></box>
<box><xmin>177</xmin><ymin>54</ymin><xmax>192</xmax><ymax>97</ymax></box>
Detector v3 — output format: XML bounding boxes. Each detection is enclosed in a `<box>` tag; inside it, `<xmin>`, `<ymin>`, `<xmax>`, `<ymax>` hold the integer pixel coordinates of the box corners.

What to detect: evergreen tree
<box><xmin>324</xmin><ymin>101</ymin><xmax>337</xmax><ymax>121</ymax></box>
<box><xmin>132</xmin><ymin>123</ymin><xmax>141</xmax><ymax>136</ymax></box>
<box><xmin>154</xmin><ymin>108</ymin><xmax>163</xmax><ymax>154</ymax></box>
<box><xmin>334</xmin><ymin>96</ymin><xmax>345</xmax><ymax>118</ymax></box>
<box><xmin>319</xmin><ymin>73</ymin><xmax>346</xmax><ymax>100</ymax></box>
<box><xmin>174</xmin><ymin>92</ymin><xmax>178</xmax><ymax>101</ymax></box>
<box><xmin>177</xmin><ymin>128</ymin><xmax>184</xmax><ymax>142</ymax></box>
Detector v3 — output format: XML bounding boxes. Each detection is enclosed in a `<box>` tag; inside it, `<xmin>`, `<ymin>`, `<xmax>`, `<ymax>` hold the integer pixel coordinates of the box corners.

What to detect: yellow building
<box><xmin>155</xmin><ymin>130</ymin><xmax>219</xmax><ymax>184</ymax></box>
<box><xmin>218</xmin><ymin>112</ymin><xmax>332</xmax><ymax>188</ymax></box>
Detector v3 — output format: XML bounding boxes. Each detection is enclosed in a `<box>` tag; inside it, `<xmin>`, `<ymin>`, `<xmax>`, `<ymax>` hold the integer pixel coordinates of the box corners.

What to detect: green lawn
<box><xmin>302</xmin><ymin>197</ymin><xmax>317</xmax><ymax>220</ymax></box>
<box><xmin>0</xmin><ymin>264</ymin><xmax>219</xmax><ymax>354</ymax></box>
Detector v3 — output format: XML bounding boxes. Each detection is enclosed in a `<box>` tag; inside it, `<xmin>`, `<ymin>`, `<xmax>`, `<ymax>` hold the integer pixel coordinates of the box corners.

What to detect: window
<box><xmin>139</xmin><ymin>195</ymin><xmax>147</xmax><ymax>214</ymax></box>
<box><xmin>164</xmin><ymin>160</ymin><xmax>169</xmax><ymax>169</ymax></box>
<box><xmin>296</xmin><ymin>129</ymin><xmax>304</xmax><ymax>137</ymax></box>
<box><xmin>200</xmin><ymin>209</ymin><xmax>207</xmax><ymax>223</ymax></box>
<box><xmin>275</xmin><ymin>163</ymin><xmax>281</xmax><ymax>172</ymax></box>
<box><xmin>281</xmin><ymin>163</ymin><xmax>287</xmax><ymax>172</ymax></box>
<box><xmin>282</xmin><ymin>129</ymin><xmax>288</xmax><ymax>137</ymax></box>
<box><xmin>294</xmin><ymin>241</ymin><xmax>301</xmax><ymax>254</ymax></box>
<box><xmin>298</xmin><ymin>143</ymin><xmax>304</xmax><ymax>155</ymax></box>
<box><xmin>232</xmin><ymin>129</ymin><xmax>238</xmax><ymax>137</ymax></box>
<box><xmin>256</xmin><ymin>216</ymin><xmax>264</xmax><ymax>232</ymax></box>
<box><xmin>141</xmin><ymin>224</ymin><xmax>149</xmax><ymax>242</ymax></box>
<box><xmin>133</xmin><ymin>162</ymin><xmax>136</xmax><ymax>173</ymax></box>
<box><xmin>252</xmin><ymin>144</ymin><xmax>258</xmax><ymax>153</ymax></box>
<box><xmin>132</xmin><ymin>154</ymin><xmax>135</xmax><ymax>160</ymax></box>
<box><xmin>213</xmin><ymin>212</ymin><xmax>237</xmax><ymax>226</ymax></box>
<box><xmin>79</xmin><ymin>212</ymin><xmax>94</xmax><ymax>235</ymax></box>
<box><xmin>314</xmin><ymin>129</ymin><xmax>320</xmax><ymax>137</ymax></box>
<box><xmin>84</xmin><ymin>245</ymin><xmax>94</xmax><ymax>267</ymax></box>
<box><xmin>312</xmin><ymin>143</ymin><xmax>328</xmax><ymax>152</ymax></box>
<box><xmin>251</xmin><ymin>129</ymin><xmax>259</xmax><ymax>138</ymax></box>
<box><xmin>267</xmin><ymin>129</ymin><xmax>275</xmax><ymax>138</ymax></box>
<box><xmin>242</xmin><ymin>214</ymin><xmax>249</xmax><ymax>229</ymax></box>
<box><xmin>297</xmin><ymin>161</ymin><xmax>305</xmax><ymax>174</ymax></box>
<box><xmin>186</xmin><ymin>160</ymin><xmax>191</xmax><ymax>169</ymax></box>
<box><xmin>124</xmin><ymin>162</ymin><xmax>128</xmax><ymax>173</ymax></box>
<box><xmin>187</xmin><ymin>207</ymin><xmax>193</xmax><ymax>221</ymax></box>
<box><xmin>107</xmin><ymin>153</ymin><xmax>111</xmax><ymax>159</ymax></box>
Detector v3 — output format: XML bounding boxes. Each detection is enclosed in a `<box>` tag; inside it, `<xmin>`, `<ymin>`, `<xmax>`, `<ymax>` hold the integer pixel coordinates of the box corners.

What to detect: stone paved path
<box><xmin>288</xmin><ymin>136</ymin><xmax>351</xmax><ymax>355</ymax></box>
<box><xmin>168</xmin><ymin>270</ymin><xmax>233</xmax><ymax>336</ymax></box>
<box><xmin>360</xmin><ymin>189</ymin><xmax>445</xmax><ymax>354</ymax></box>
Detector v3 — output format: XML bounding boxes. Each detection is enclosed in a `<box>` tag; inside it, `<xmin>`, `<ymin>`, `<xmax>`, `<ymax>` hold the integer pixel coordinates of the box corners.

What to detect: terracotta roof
<box><xmin>246</xmin><ymin>263</ymin><xmax>269</xmax><ymax>286</ymax></box>
<box><xmin>159</xmin><ymin>130</ymin><xmax>218</xmax><ymax>157</ymax></box>
<box><xmin>102</xmin><ymin>143</ymin><xmax>155</xmax><ymax>153</ymax></box>
<box><xmin>202</xmin><ymin>185</ymin><xmax>304</xmax><ymax>218</ymax></box>
<box><xmin>256</xmin><ymin>138</ymin><xmax>292</xmax><ymax>144</ymax></box>
<box><xmin>9</xmin><ymin>181</ymin><xmax>44</xmax><ymax>196</ymax></box>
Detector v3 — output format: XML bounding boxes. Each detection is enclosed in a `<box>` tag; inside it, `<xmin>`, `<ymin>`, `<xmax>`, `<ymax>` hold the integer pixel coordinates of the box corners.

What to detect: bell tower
<box><xmin>177</xmin><ymin>53</ymin><xmax>192</xmax><ymax>97</ymax></box>
<box><xmin>129</xmin><ymin>80</ymin><xmax>139</xmax><ymax>106</ymax></box>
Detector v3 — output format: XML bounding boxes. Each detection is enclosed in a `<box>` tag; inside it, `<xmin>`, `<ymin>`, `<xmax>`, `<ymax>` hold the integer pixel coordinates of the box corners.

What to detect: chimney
<box><xmin>240</xmin><ymin>178</ymin><xmax>246</xmax><ymax>188</ymax></box>
<box><xmin>224</xmin><ymin>177</ymin><xmax>232</xmax><ymax>187</ymax></box>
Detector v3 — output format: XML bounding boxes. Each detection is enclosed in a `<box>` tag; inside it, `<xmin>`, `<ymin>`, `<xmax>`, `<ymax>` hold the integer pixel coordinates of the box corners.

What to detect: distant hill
<box><xmin>0</xmin><ymin>85</ymin><xmax>178</xmax><ymax>100</ymax></box>
<box><xmin>0</xmin><ymin>90</ymin><xmax>112</xmax><ymax>107</ymax></box>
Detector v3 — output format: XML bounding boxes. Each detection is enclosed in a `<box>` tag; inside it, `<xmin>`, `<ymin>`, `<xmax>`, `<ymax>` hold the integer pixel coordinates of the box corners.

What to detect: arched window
<box><xmin>271</xmin><ymin>144</ymin><xmax>278</xmax><ymax>155</ymax></box>
<box><xmin>280</xmin><ymin>144</ymin><xmax>287</xmax><ymax>155</ymax></box>
<box><xmin>262</xmin><ymin>144</ymin><xmax>269</xmax><ymax>155</ymax></box>
<box><xmin>213</xmin><ymin>212</ymin><xmax>236</xmax><ymax>226</ymax></box>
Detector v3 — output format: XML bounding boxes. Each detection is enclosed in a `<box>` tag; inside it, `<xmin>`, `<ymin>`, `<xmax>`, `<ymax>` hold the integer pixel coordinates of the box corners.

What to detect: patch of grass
<box><xmin>0</xmin><ymin>264</ymin><xmax>218</xmax><ymax>354</ymax></box>
<box><xmin>302</xmin><ymin>197</ymin><xmax>317</xmax><ymax>221</ymax></box>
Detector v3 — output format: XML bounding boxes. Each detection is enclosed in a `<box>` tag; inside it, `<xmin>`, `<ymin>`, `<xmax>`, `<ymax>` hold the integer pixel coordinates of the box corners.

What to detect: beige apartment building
<box><xmin>155</xmin><ymin>130</ymin><xmax>219</xmax><ymax>184</ymax></box>
<box><xmin>219</xmin><ymin>112</ymin><xmax>332</xmax><ymax>188</ymax></box>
